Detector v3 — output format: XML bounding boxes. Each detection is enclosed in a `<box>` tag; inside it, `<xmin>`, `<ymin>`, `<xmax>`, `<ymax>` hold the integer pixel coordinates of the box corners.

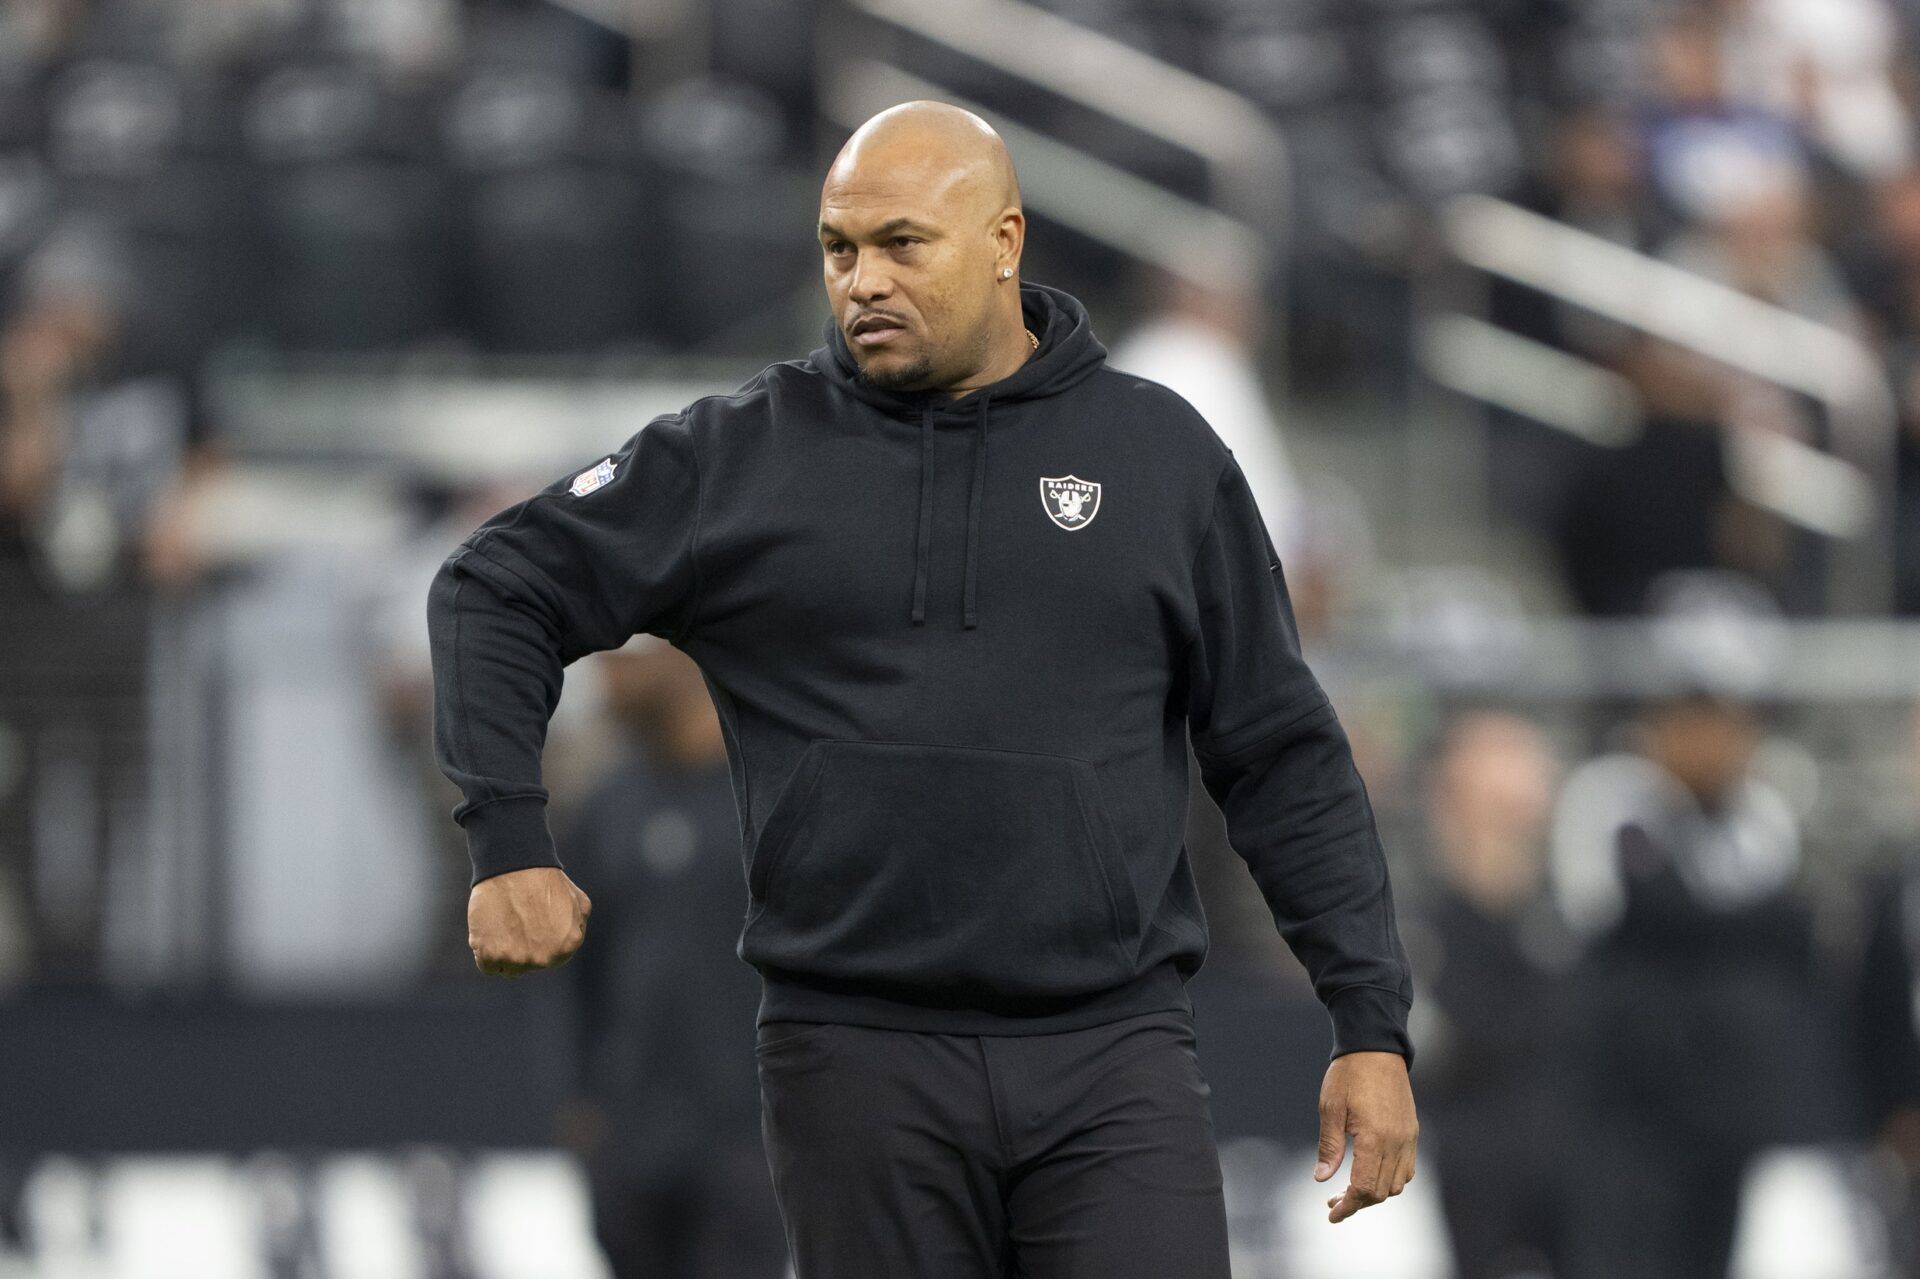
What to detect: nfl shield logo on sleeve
<box><xmin>570</xmin><ymin>458</ymin><xmax>617</xmax><ymax>497</ymax></box>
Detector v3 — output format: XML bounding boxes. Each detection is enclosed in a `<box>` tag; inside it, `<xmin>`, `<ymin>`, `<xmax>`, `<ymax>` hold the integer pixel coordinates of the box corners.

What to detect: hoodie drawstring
<box><xmin>961</xmin><ymin>392</ymin><xmax>990</xmax><ymax>629</ymax></box>
<box><xmin>907</xmin><ymin>393</ymin><xmax>992</xmax><ymax>629</ymax></box>
<box><xmin>910</xmin><ymin>402</ymin><xmax>935</xmax><ymax>625</ymax></box>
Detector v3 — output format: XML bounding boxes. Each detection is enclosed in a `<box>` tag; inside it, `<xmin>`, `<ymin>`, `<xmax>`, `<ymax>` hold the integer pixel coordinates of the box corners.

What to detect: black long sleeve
<box><xmin>426</xmin><ymin>414</ymin><xmax>703</xmax><ymax>884</ymax></box>
<box><xmin>1183</xmin><ymin>455</ymin><xmax>1414</xmax><ymax>1061</ymax></box>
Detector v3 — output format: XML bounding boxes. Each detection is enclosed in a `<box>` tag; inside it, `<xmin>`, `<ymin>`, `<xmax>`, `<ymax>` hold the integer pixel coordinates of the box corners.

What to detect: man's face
<box><xmin>819</xmin><ymin>172</ymin><xmax>1000</xmax><ymax>392</ymax></box>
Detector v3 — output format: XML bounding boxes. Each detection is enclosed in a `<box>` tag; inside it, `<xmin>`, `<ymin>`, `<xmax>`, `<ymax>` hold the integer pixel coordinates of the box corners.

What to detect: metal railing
<box><xmin>1424</xmin><ymin>194</ymin><xmax>1899</xmax><ymax>613</ymax></box>
<box><xmin>841</xmin><ymin>0</ymin><xmax>1289</xmax><ymax>227</ymax></box>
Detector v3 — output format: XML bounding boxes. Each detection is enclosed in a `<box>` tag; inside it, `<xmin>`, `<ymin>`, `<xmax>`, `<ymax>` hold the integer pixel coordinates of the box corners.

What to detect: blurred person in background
<box><xmin>1639</xmin><ymin>12</ymin><xmax>1811</xmax><ymax>232</ymax></box>
<box><xmin>1545</xmin><ymin>111</ymin><xmax>1659</xmax><ymax>253</ymax></box>
<box><xmin>1498</xmin><ymin>107</ymin><xmax>1661</xmax><ymax>353</ymax></box>
<box><xmin>1711</xmin><ymin>0</ymin><xmax>1915</xmax><ymax>181</ymax></box>
<box><xmin>0</xmin><ymin>220</ymin><xmax>183</xmax><ymax>595</ymax></box>
<box><xmin>1647</xmin><ymin>17</ymin><xmax>1869</xmax><ymax>618</ymax></box>
<box><xmin>1661</xmin><ymin>155</ymin><xmax>1861</xmax><ymax>335</ymax></box>
<box><xmin>1850</xmin><ymin>170</ymin><xmax>1920</xmax><ymax>613</ymax></box>
<box><xmin>1548</xmin><ymin>603</ymin><xmax>1847</xmax><ymax>1279</ymax></box>
<box><xmin>1108</xmin><ymin>265</ymin><xmax>1317</xmax><ymax>1006</ymax></box>
<box><xmin>1554</xmin><ymin>336</ymin><xmax>1801</xmax><ymax>615</ymax></box>
<box><xmin>1851</xmin><ymin>167</ymin><xmax>1920</xmax><ymax>340</ymax></box>
<box><xmin>0</xmin><ymin>219</ymin><xmax>185</xmax><ymax>982</ymax></box>
<box><xmin>1108</xmin><ymin>269</ymin><xmax>1302</xmax><ymax>563</ymax></box>
<box><xmin>1856</xmin><ymin>859</ymin><xmax>1920</xmax><ymax>1277</ymax></box>
<box><xmin>1850</xmin><ymin>700</ymin><xmax>1920</xmax><ymax>1276</ymax></box>
<box><xmin>1407</xmin><ymin>709</ymin><xmax>1571</xmax><ymax>1279</ymax></box>
<box><xmin>1651</xmin><ymin>87</ymin><xmax>1865</xmax><ymax>617</ymax></box>
<box><xmin>554</xmin><ymin>634</ymin><xmax>786</xmax><ymax>1279</ymax></box>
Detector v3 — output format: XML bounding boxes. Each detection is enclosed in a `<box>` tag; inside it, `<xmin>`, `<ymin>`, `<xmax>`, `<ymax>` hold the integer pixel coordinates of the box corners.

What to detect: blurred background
<box><xmin>2</xmin><ymin>0</ymin><xmax>1920</xmax><ymax>1276</ymax></box>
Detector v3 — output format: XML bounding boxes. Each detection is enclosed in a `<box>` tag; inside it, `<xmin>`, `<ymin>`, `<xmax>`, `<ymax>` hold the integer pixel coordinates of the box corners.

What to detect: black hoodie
<box><xmin>427</xmin><ymin>283</ymin><xmax>1414</xmax><ymax>1058</ymax></box>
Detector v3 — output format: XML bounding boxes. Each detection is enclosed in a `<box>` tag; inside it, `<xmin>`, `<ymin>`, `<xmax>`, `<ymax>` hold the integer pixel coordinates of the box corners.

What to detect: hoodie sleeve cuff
<box><xmin>1327</xmin><ymin>986</ymin><xmax>1415</xmax><ymax>1066</ymax></box>
<box><xmin>461</xmin><ymin>796</ymin><xmax>564</xmax><ymax>887</ymax></box>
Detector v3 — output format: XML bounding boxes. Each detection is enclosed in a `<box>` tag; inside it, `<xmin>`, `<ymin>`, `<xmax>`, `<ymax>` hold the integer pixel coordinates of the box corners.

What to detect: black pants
<box><xmin>755</xmin><ymin>1008</ymin><xmax>1232</xmax><ymax>1279</ymax></box>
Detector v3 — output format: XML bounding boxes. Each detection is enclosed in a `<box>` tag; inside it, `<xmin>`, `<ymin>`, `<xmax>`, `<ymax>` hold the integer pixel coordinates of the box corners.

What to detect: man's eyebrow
<box><xmin>818</xmin><ymin>217</ymin><xmax>940</xmax><ymax>241</ymax></box>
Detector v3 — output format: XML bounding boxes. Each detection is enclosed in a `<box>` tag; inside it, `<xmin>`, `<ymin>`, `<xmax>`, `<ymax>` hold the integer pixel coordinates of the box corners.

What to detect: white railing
<box><xmin>842</xmin><ymin>0</ymin><xmax>1289</xmax><ymax>228</ymax></box>
<box><xmin>1433</xmin><ymin>194</ymin><xmax>1899</xmax><ymax>612</ymax></box>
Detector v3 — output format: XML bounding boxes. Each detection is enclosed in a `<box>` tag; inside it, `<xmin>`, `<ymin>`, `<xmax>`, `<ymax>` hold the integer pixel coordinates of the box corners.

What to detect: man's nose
<box><xmin>848</xmin><ymin>249</ymin><xmax>894</xmax><ymax>303</ymax></box>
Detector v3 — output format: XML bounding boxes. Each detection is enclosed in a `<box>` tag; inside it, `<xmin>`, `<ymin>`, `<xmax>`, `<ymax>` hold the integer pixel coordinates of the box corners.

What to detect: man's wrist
<box><xmin>462</xmin><ymin>796</ymin><xmax>563</xmax><ymax>886</ymax></box>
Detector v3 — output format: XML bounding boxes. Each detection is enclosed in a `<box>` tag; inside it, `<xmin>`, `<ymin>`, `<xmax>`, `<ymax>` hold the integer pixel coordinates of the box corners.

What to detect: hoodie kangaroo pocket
<box><xmin>740</xmin><ymin>739</ymin><xmax>1143</xmax><ymax>1002</ymax></box>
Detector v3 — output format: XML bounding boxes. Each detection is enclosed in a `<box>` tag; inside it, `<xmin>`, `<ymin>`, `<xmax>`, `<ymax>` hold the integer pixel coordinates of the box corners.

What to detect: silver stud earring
<box><xmin>1001</xmin><ymin>267</ymin><xmax>1012</xmax><ymax>279</ymax></box>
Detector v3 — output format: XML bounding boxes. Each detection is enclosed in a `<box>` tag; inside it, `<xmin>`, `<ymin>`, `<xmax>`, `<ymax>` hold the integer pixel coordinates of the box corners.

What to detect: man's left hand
<box><xmin>1313</xmin><ymin>1050</ymin><xmax>1418</xmax><ymax>1223</ymax></box>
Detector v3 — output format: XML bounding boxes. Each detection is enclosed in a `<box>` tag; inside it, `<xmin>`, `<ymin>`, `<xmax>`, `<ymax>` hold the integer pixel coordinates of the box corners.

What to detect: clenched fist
<box><xmin>467</xmin><ymin>866</ymin><xmax>592</xmax><ymax>976</ymax></box>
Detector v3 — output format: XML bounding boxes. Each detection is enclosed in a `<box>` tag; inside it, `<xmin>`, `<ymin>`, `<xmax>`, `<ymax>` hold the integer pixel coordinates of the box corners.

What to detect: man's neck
<box><xmin>945</xmin><ymin>311</ymin><xmax>1035</xmax><ymax>399</ymax></box>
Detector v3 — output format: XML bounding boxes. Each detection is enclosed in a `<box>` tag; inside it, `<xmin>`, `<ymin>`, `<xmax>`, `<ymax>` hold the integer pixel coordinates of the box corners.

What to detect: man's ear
<box><xmin>993</xmin><ymin>207</ymin><xmax>1025</xmax><ymax>276</ymax></box>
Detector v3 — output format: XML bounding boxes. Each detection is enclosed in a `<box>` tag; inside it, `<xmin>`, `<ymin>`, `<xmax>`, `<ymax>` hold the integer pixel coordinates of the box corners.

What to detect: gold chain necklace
<box><xmin>1025</xmin><ymin>328</ymin><xmax>1038</xmax><ymax>350</ymax></box>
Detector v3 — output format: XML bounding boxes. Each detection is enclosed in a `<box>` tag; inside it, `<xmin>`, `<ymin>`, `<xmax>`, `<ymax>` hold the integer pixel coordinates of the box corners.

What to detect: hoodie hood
<box><xmin>810</xmin><ymin>281</ymin><xmax>1109</xmax><ymax>413</ymax></box>
<box><xmin>806</xmin><ymin>282</ymin><xmax>1109</xmax><ymax>630</ymax></box>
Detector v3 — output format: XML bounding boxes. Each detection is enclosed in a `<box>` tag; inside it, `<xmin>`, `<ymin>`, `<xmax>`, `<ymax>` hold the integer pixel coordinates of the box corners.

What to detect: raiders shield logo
<box><xmin>1040</xmin><ymin>475</ymin><xmax>1101</xmax><ymax>531</ymax></box>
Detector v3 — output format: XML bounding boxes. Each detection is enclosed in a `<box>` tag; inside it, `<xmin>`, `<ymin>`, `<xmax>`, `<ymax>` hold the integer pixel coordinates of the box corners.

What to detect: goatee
<box><xmin>861</xmin><ymin>355</ymin><xmax>936</xmax><ymax>391</ymax></box>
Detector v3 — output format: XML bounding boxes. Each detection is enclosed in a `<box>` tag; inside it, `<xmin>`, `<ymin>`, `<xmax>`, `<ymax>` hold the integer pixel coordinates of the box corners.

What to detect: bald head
<box><xmin>826</xmin><ymin>100</ymin><xmax>1021</xmax><ymax>218</ymax></box>
<box><xmin>818</xmin><ymin>101</ymin><xmax>1031</xmax><ymax>395</ymax></box>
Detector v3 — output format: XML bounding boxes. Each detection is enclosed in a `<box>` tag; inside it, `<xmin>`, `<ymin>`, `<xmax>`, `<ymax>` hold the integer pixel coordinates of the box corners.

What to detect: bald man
<box><xmin>430</xmin><ymin>101</ymin><xmax>1418</xmax><ymax>1277</ymax></box>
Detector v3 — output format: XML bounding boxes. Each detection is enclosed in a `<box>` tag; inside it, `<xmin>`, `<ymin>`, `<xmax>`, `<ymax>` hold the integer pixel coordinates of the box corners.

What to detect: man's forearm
<box><xmin>1195</xmin><ymin>696</ymin><xmax>1413</xmax><ymax>1060</ymax></box>
<box><xmin>427</xmin><ymin>544</ymin><xmax>570</xmax><ymax>883</ymax></box>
